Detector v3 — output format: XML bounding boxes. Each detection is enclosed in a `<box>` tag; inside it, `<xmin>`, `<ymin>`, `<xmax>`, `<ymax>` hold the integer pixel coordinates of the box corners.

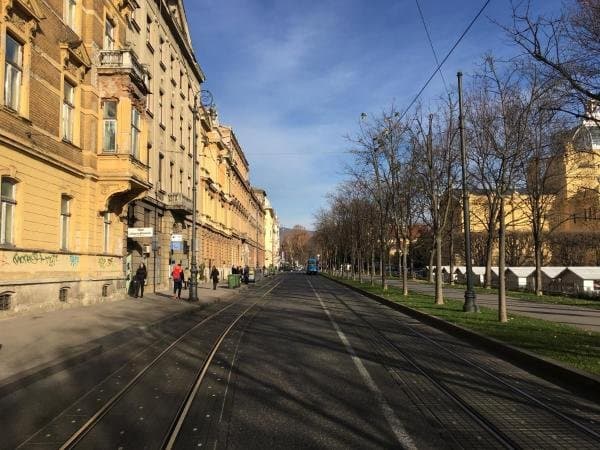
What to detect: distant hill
<box><xmin>280</xmin><ymin>226</ymin><xmax>314</xmax><ymax>241</ymax></box>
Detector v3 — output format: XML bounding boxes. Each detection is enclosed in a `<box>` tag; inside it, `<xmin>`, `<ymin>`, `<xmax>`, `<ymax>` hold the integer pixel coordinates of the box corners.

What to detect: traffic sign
<box><xmin>171</xmin><ymin>234</ymin><xmax>183</xmax><ymax>242</ymax></box>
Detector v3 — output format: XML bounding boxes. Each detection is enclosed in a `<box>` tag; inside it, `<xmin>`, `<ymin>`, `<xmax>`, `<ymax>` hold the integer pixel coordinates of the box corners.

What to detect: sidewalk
<box><xmin>0</xmin><ymin>281</ymin><xmax>244</xmax><ymax>386</ymax></box>
<box><xmin>387</xmin><ymin>280</ymin><xmax>600</xmax><ymax>333</ymax></box>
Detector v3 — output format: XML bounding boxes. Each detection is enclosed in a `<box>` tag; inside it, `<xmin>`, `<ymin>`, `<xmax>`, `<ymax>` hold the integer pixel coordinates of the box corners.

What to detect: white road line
<box><xmin>308</xmin><ymin>278</ymin><xmax>417</xmax><ymax>450</ymax></box>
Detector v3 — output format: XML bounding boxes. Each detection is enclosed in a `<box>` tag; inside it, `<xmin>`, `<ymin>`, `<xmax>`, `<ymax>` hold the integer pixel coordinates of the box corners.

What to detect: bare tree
<box><xmin>507</xmin><ymin>0</ymin><xmax>600</xmax><ymax>118</ymax></box>
<box><xmin>467</xmin><ymin>56</ymin><xmax>534</xmax><ymax>322</ymax></box>
<box><xmin>412</xmin><ymin>100</ymin><xmax>461</xmax><ymax>304</ymax></box>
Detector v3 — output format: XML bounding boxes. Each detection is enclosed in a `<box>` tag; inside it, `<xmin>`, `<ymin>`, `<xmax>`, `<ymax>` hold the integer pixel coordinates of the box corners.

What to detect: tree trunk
<box><xmin>358</xmin><ymin>253</ymin><xmax>363</xmax><ymax>283</ymax></box>
<box><xmin>449</xmin><ymin>227</ymin><xmax>455</xmax><ymax>285</ymax></box>
<box><xmin>435</xmin><ymin>233</ymin><xmax>444</xmax><ymax>305</ymax></box>
<box><xmin>380</xmin><ymin>244</ymin><xmax>388</xmax><ymax>291</ymax></box>
<box><xmin>485</xmin><ymin>242</ymin><xmax>494</xmax><ymax>289</ymax></box>
<box><xmin>428</xmin><ymin>245</ymin><xmax>435</xmax><ymax>283</ymax></box>
<box><xmin>498</xmin><ymin>196</ymin><xmax>508</xmax><ymax>323</ymax></box>
<box><xmin>534</xmin><ymin>234</ymin><xmax>543</xmax><ymax>296</ymax></box>
<box><xmin>370</xmin><ymin>246</ymin><xmax>375</xmax><ymax>286</ymax></box>
<box><xmin>397</xmin><ymin>241</ymin><xmax>402</xmax><ymax>281</ymax></box>
<box><xmin>402</xmin><ymin>240</ymin><xmax>409</xmax><ymax>296</ymax></box>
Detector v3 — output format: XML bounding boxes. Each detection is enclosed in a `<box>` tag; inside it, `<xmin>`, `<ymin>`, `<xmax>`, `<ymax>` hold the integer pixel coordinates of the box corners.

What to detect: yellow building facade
<box><xmin>466</xmin><ymin>116</ymin><xmax>600</xmax><ymax>264</ymax></box>
<box><xmin>0</xmin><ymin>0</ymin><xmax>272</xmax><ymax>313</ymax></box>
<box><xmin>0</xmin><ymin>0</ymin><xmax>150</xmax><ymax>313</ymax></box>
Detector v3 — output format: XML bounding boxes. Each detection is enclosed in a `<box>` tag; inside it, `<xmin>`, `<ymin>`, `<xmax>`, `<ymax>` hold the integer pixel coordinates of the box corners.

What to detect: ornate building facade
<box><xmin>0</xmin><ymin>0</ymin><xmax>275</xmax><ymax>314</ymax></box>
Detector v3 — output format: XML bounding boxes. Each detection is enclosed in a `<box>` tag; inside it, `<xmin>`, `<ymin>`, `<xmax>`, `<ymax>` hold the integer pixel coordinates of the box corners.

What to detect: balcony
<box><xmin>167</xmin><ymin>192</ymin><xmax>193</xmax><ymax>214</ymax></box>
<box><xmin>97</xmin><ymin>153</ymin><xmax>151</xmax><ymax>213</ymax></box>
<box><xmin>98</xmin><ymin>49</ymin><xmax>149</xmax><ymax>94</ymax></box>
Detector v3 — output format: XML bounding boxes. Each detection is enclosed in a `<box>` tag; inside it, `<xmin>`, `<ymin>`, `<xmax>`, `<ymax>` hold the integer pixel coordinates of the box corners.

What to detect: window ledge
<box><xmin>159</xmin><ymin>122</ymin><xmax>166</xmax><ymax>130</ymax></box>
<box><xmin>170</xmin><ymin>134</ymin><xmax>177</xmax><ymax>142</ymax></box>
<box><xmin>159</xmin><ymin>61</ymin><xmax>166</xmax><ymax>71</ymax></box>
<box><xmin>146</xmin><ymin>40</ymin><xmax>154</xmax><ymax>53</ymax></box>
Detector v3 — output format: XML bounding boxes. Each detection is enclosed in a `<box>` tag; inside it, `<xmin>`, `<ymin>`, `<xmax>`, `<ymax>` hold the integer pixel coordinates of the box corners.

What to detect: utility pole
<box><xmin>189</xmin><ymin>94</ymin><xmax>199</xmax><ymax>302</ymax></box>
<box><xmin>457</xmin><ymin>72</ymin><xmax>478</xmax><ymax>312</ymax></box>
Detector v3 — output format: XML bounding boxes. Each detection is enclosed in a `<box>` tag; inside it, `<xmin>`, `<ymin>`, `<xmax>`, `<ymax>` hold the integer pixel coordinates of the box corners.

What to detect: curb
<box><xmin>327</xmin><ymin>276</ymin><xmax>600</xmax><ymax>404</ymax></box>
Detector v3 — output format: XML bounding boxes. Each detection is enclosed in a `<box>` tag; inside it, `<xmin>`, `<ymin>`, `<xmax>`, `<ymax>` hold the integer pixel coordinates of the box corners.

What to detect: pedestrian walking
<box><xmin>134</xmin><ymin>262</ymin><xmax>147</xmax><ymax>298</ymax></box>
<box><xmin>210</xmin><ymin>266</ymin><xmax>220</xmax><ymax>290</ymax></box>
<box><xmin>172</xmin><ymin>262</ymin><xmax>184</xmax><ymax>299</ymax></box>
<box><xmin>243</xmin><ymin>265</ymin><xmax>249</xmax><ymax>284</ymax></box>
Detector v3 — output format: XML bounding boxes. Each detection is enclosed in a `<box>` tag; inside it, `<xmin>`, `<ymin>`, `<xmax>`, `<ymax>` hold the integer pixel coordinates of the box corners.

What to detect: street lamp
<box><xmin>457</xmin><ymin>72</ymin><xmax>479</xmax><ymax>312</ymax></box>
<box><xmin>188</xmin><ymin>94</ymin><xmax>200</xmax><ymax>302</ymax></box>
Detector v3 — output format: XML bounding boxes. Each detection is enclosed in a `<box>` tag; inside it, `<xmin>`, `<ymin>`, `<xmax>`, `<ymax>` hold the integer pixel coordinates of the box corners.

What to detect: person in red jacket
<box><xmin>172</xmin><ymin>262</ymin><xmax>184</xmax><ymax>299</ymax></box>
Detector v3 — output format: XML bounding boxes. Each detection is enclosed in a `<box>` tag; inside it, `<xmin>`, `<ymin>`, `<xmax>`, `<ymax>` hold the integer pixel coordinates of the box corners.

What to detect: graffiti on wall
<box><xmin>69</xmin><ymin>255</ymin><xmax>80</xmax><ymax>268</ymax></box>
<box><xmin>12</xmin><ymin>252</ymin><xmax>59</xmax><ymax>267</ymax></box>
<box><xmin>98</xmin><ymin>257</ymin><xmax>116</xmax><ymax>268</ymax></box>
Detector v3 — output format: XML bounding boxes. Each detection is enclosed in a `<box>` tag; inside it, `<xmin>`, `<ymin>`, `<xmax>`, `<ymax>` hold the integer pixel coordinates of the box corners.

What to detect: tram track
<box><xmin>15</xmin><ymin>278</ymin><xmax>280</xmax><ymax>449</ymax></box>
<box><xmin>313</xmin><ymin>276</ymin><xmax>600</xmax><ymax>449</ymax></box>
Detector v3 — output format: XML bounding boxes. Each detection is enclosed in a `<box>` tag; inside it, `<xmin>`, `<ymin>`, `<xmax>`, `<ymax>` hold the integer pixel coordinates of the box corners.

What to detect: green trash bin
<box><xmin>227</xmin><ymin>274</ymin><xmax>236</xmax><ymax>289</ymax></box>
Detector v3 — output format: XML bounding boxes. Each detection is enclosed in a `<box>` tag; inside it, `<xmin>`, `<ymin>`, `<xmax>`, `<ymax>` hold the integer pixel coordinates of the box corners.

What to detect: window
<box><xmin>4</xmin><ymin>35</ymin><xmax>23</xmax><ymax>111</ymax></box>
<box><xmin>62</xmin><ymin>80</ymin><xmax>75</xmax><ymax>142</ymax></box>
<box><xmin>169</xmin><ymin>162</ymin><xmax>174</xmax><ymax>192</ymax></box>
<box><xmin>131</xmin><ymin>108</ymin><xmax>141</xmax><ymax>159</ymax></box>
<box><xmin>103</xmin><ymin>211</ymin><xmax>111</xmax><ymax>253</ymax></box>
<box><xmin>159</xmin><ymin>37</ymin><xmax>165</xmax><ymax>70</ymax></box>
<box><xmin>1</xmin><ymin>178</ymin><xmax>16</xmax><ymax>245</ymax></box>
<box><xmin>103</xmin><ymin>100</ymin><xmax>117</xmax><ymax>152</ymax></box>
<box><xmin>65</xmin><ymin>0</ymin><xmax>77</xmax><ymax>30</ymax></box>
<box><xmin>159</xmin><ymin>91</ymin><xmax>164</xmax><ymax>125</ymax></box>
<box><xmin>179</xmin><ymin>115</ymin><xmax>184</xmax><ymax>144</ymax></box>
<box><xmin>0</xmin><ymin>292</ymin><xmax>12</xmax><ymax>310</ymax></box>
<box><xmin>102</xmin><ymin>284</ymin><xmax>110</xmax><ymax>297</ymax></box>
<box><xmin>59</xmin><ymin>287</ymin><xmax>69</xmax><ymax>302</ymax></box>
<box><xmin>60</xmin><ymin>195</ymin><xmax>71</xmax><ymax>250</ymax></box>
<box><xmin>179</xmin><ymin>169</ymin><xmax>183</xmax><ymax>193</ymax></box>
<box><xmin>170</xmin><ymin>104</ymin><xmax>175</xmax><ymax>136</ymax></box>
<box><xmin>146</xmin><ymin>75</ymin><xmax>153</xmax><ymax>113</ymax></box>
<box><xmin>158</xmin><ymin>153</ymin><xmax>164</xmax><ymax>188</ymax></box>
<box><xmin>104</xmin><ymin>18</ymin><xmax>115</xmax><ymax>50</ymax></box>
<box><xmin>143</xmin><ymin>208</ymin><xmax>150</xmax><ymax>227</ymax></box>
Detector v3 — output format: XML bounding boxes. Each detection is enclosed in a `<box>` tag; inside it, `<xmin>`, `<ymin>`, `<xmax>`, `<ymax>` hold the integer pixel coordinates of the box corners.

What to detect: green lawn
<box><xmin>411</xmin><ymin>279</ymin><xmax>600</xmax><ymax>310</ymax></box>
<box><xmin>331</xmin><ymin>276</ymin><xmax>600</xmax><ymax>376</ymax></box>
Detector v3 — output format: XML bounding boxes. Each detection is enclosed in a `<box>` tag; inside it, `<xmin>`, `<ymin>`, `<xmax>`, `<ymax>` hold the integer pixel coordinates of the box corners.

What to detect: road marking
<box><xmin>308</xmin><ymin>279</ymin><xmax>417</xmax><ymax>450</ymax></box>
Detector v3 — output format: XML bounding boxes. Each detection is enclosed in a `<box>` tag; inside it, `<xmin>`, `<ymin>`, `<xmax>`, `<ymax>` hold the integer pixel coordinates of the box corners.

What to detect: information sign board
<box><xmin>127</xmin><ymin>227</ymin><xmax>153</xmax><ymax>238</ymax></box>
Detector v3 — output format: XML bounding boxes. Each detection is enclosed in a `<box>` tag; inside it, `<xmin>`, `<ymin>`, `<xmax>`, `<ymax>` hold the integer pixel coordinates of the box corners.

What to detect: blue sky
<box><xmin>185</xmin><ymin>0</ymin><xmax>563</xmax><ymax>229</ymax></box>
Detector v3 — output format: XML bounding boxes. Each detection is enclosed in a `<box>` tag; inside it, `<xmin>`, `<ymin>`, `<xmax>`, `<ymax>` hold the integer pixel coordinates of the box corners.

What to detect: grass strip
<box><xmin>394</xmin><ymin>277</ymin><xmax>600</xmax><ymax>310</ymax></box>
<box><xmin>333</xmin><ymin>276</ymin><xmax>600</xmax><ymax>376</ymax></box>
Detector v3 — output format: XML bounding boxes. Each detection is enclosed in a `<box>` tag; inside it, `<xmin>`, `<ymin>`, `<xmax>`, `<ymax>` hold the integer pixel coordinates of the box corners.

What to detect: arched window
<box><xmin>1</xmin><ymin>177</ymin><xmax>17</xmax><ymax>245</ymax></box>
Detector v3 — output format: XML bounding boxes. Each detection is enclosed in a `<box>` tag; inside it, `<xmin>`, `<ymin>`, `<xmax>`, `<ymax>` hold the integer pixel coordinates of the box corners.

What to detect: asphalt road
<box><xmin>3</xmin><ymin>273</ymin><xmax>600</xmax><ymax>449</ymax></box>
<box><xmin>387</xmin><ymin>279</ymin><xmax>600</xmax><ymax>332</ymax></box>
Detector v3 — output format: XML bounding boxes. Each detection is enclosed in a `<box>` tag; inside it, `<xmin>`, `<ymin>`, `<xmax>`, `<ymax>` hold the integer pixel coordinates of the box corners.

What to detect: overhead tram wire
<box><xmin>397</xmin><ymin>0</ymin><xmax>492</xmax><ymax>123</ymax></box>
<box><xmin>414</xmin><ymin>0</ymin><xmax>450</xmax><ymax>97</ymax></box>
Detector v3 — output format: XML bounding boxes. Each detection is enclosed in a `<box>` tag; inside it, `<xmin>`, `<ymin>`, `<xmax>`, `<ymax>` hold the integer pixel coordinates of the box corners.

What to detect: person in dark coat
<box><xmin>134</xmin><ymin>262</ymin><xmax>147</xmax><ymax>298</ymax></box>
<box><xmin>211</xmin><ymin>266</ymin><xmax>220</xmax><ymax>290</ymax></box>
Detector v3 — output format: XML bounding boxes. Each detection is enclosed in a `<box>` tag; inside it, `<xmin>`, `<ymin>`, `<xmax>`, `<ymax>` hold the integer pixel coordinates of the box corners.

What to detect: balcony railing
<box><xmin>99</xmin><ymin>49</ymin><xmax>149</xmax><ymax>91</ymax></box>
<box><xmin>167</xmin><ymin>192</ymin><xmax>193</xmax><ymax>214</ymax></box>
